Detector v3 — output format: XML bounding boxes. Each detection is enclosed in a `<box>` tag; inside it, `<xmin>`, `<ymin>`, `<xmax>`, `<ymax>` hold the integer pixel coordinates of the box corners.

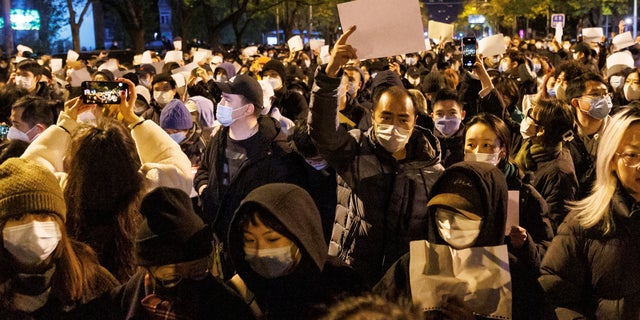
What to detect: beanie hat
<box><xmin>135</xmin><ymin>187</ymin><xmax>212</xmax><ymax>266</ymax></box>
<box><xmin>262</xmin><ymin>59</ymin><xmax>287</xmax><ymax>83</ymax></box>
<box><xmin>0</xmin><ymin>158</ymin><xmax>66</xmax><ymax>222</ymax></box>
<box><xmin>159</xmin><ymin>99</ymin><xmax>193</xmax><ymax>130</ymax></box>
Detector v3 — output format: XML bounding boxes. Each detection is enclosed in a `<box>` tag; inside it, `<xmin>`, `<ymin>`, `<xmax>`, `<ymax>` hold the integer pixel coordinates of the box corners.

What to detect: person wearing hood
<box><xmin>373</xmin><ymin>161</ymin><xmax>509</xmax><ymax>319</ymax></box>
<box><xmin>69</xmin><ymin>187</ymin><xmax>254</xmax><ymax>320</ymax></box>
<box><xmin>214</xmin><ymin>62</ymin><xmax>237</xmax><ymax>82</ymax></box>
<box><xmin>309</xmin><ymin>26</ymin><xmax>444</xmax><ymax>286</ymax></box>
<box><xmin>262</xmin><ymin>59</ymin><xmax>309</xmax><ymax>121</ymax></box>
<box><xmin>227</xmin><ymin>183</ymin><xmax>365</xmax><ymax>320</ymax></box>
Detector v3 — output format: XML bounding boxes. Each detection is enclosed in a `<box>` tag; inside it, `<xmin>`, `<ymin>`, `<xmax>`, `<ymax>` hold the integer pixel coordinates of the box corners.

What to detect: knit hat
<box><xmin>427</xmin><ymin>170</ymin><xmax>484</xmax><ymax>220</ymax></box>
<box><xmin>159</xmin><ymin>99</ymin><xmax>193</xmax><ymax>130</ymax></box>
<box><xmin>0</xmin><ymin>158</ymin><xmax>66</xmax><ymax>222</ymax></box>
<box><xmin>262</xmin><ymin>59</ymin><xmax>286</xmax><ymax>82</ymax></box>
<box><xmin>135</xmin><ymin>187</ymin><xmax>212</xmax><ymax>266</ymax></box>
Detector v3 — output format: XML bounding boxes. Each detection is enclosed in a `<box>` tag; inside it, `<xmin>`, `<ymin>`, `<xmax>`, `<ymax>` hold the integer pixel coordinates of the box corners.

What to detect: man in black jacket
<box><xmin>194</xmin><ymin>74</ymin><xmax>306</xmax><ymax>279</ymax></box>
<box><xmin>309</xmin><ymin>26</ymin><xmax>444</xmax><ymax>286</ymax></box>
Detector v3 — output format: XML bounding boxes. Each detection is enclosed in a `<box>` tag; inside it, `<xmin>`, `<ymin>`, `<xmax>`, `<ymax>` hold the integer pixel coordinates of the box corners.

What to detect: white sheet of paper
<box><xmin>243</xmin><ymin>46</ymin><xmax>258</xmax><ymax>57</ymax></box>
<box><xmin>193</xmin><ymin>49</ymin><xmax>211</xmax><ymax>64</ymax></box>
<box><xmin>310</xmin><ymin>39</ymin><xmax>325</xmax><ymax>50</ymax></box>
<box><xmin>424</xmin><ymin>39</ymin><xmax>432</xmax><ymax>51</ymax></box>
<box><xmin>478</xmin><ymin>33</ymin><xmax>506</xmax><ymax>57</ymax></box>
<box><xmin>171</xmin><ymin>73</ymin><xmax>186</xmax><ymax>88</ymax></box>
<box><xmin>409</xmin><ymin>241</ymin><xmax>512</xmax><ymax>319</ymax></box>
<box><xmin>98</xmin><ymin>59</ymin><xmax>119</xmax><ymax>72</ymax></box>
<box><xmin>133</xmin><ymin>54</ymin><xmax>142</xmax><ymax>66</ymax></box>
<box><xmin>428</xmin><ymin>21</ymin><xmax>454</xmax><ymax>44</ymax></box>
<box><xmin>50</xmin><ymin>59</ymin><xmax>63</xmax><ymax>73</ymax></box>
<box><xmin>70</xmin><ymin>68</ymin><xmax>92</xmax><ymax>87</ymax></box>
<box><xmin>338</xmin><ymin>0</ymin><xmax>426</xmax><ymax>60</ymax></box>
<box><xmin>506</xmin><ymin>190</ymin><xmax>520</xmax><ymax>235</ymax></box>
<box><xmin>288</xmin><ymin>35</ymin><xmax>304</xmax><ymax>52</ymax></box>
<box><xmin>164</xmin><ymin>50</ymin><xmax>183</xmax><ymax>63</ymax></box>
<box><xmin>141</xmin><ymin>51</ymin><xmax>153</xmax><ymax>64</ymax></box>
<box><xmin>582</xmin><ymin>27</ymin><xmax>603</xmax><ymax>42</ymax></box>
<box><xmin>17</xmin><ymin>44</ymin><xmax>32</xmax><ymax>54</ymax></box>
<box><xmin>320</xmin><ymin>45</ymin><xmax>331</xmax><ymax>64</ymax></box>
<box><xmin>172</xmin><ymin>61</ymin><xmax>199</xmax><ymax>75</ymax></box>
<box><xmin>67</xmin><ymin>50</ymin><xmax>79</xmax><ymax>62</ymax></box>
<box><xmin>173</xmin><ymin>40</ymin><xmax>182</xmax><ymax>51</ymax></box>
<box><xmin>555</xmin><ymin>26</ymin><xmax>563</xmax><ymax>45</ymax></box>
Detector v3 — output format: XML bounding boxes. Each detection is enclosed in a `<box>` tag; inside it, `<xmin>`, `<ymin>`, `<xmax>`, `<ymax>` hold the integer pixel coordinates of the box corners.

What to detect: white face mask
<box><xmin>554</xmin><ymin>82</ymin><xmax>566</xmax><ymax>101</ymax></box>
<box><xmin>610</xmin><ymin>76</ymin><xmax>625</xmax><ymax>90</ymax></box>
<box><xmin>3</xmin><ymin>221</ymin><xmax>62</xmax><ymax>266</ymax></box>
<box><xmin>624</xmin><ymin>83</ymin><xmax>640</xmax><ymax>101</ymax></box>
<box><xmin>265</xmin><ymin>76</ymin><xmax>283</xmax><ymax>91</ymax></box>
<box><xmin>7</xmin><ymin>126</ymin><xmax>36</xmax><ymax>143</ymax></box>
<box><xmin>464</xmin><ymin>151</ymin><xmax>501</xmax><ymax>166</ymax></box>
<box><xmin>303</xmin><ymin>59</ymin><xmax>311</xmax><ymax>68</ymax></box>
<box><xmin>154</xmin><ymin>91</ymin><xmax>174</xmax><ymax>106</ymax></box>
<box><xmin>15</xmin><ymin>75</ymin><xmax>33</xmax><ymax>90</ymax></box>
<box><xmin>244</xmin><ymin>244</ymin><xmax>298</xmax><ymax>279</ymax></box>
<box><xmin>519</xmin><ymin>116</ymin><xmax>538</xmax><ymax>139</ymax></box>
<box><xmin>435</xmin><ymin>208</ymin><xmax>482</xmax><ymax>249</ymax></box>
<box><xmin>374</xmin><ymin>123</ymin><xmax>411</xmax><ymax>153</ymax></box>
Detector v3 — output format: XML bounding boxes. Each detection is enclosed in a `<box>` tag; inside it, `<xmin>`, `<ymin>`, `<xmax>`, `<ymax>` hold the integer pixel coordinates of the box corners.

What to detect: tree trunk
<box><xmin>72</xmin><ymin>25</ymin><xmax>81</xmax><ymax>51</ymax></box>
<box><xmin>133</xmin><ymin>28</ymin><xmax>145</xmax><ymax>53</ymax></box>
<box><xmin>3</xmin><ymin>0</ymin><xmax>13</xmax><ymax>56</ymax></box>
<box><xmin>93</xmin><ymin>0</ymin><xmax>105</xmax><ymax>49</ymax></box>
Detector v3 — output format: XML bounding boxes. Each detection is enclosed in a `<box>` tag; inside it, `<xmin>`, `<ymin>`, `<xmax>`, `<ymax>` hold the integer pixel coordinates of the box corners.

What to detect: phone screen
<box><xmin>82</xmin><ymin>81</ymin><xmax>127</xmax><ymax>105</ymax></box>
<box><xmin>0</xmin><ymin>124</ymin><xmax>8</xmax><ymax>140</ymax></box>
<box><xmin>463</xmin><ymin>37</ymin><xmax>477</xmax><ymax>69</ymax></box>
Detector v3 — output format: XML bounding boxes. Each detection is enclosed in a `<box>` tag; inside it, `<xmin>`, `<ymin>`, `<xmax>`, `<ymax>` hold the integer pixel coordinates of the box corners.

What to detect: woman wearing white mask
<box><xmin>465</xmin><ymin>113</ymin><xmax>554</xmax><ymax>319</ymax></box>
<box><xmin>0</xmin><ymin>158</ymin><xmax>118</xmax><ymax>318</ymax></box>
<box><xmin>142</xmin><ymin>73</ymin><xmax>179</xmax><ymax>124</ymax></box>
<box><xmin>515</xmin><ymin>99</ymin><xmax>578</xmax><ymax>233</ymax></box>
<box><xmin>622</xmin><ymin>68</ymin><xmax>640</xmax><ymax>105</ymax></box>
<box><xmin>227</xmin><ymin>183</ymin><xmax>365</xmax><ymax>320</ymax></box>
<box><xmin>374</xmin><ymin>162</ymin><xmax>508</xmax><ymax>319</ymax></box>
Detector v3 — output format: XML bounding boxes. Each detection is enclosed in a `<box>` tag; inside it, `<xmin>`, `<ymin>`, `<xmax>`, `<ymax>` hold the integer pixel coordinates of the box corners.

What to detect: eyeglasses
<box><xmin>527</xmin><ymin>108</ymin><xmax>540</xmax><ymax>125</ymax></box>
<box><xmin>581</xmin><ymin>92</ymin><xmax>612</xmax><ymax>101</ymax></box>
<box><xmin>616</xmin><ymin>152</ymin><xmax>640</xmax><ymax>168</ymax></box>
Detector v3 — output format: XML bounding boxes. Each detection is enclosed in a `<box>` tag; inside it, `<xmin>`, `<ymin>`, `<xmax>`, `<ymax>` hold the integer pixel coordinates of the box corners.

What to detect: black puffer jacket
<box><xmin>309</xmin><ymin>67</ymin><xmax>444</xmax><ymax>286</ymax></box>
<box><xmin>539</xmin><ymin>187</ymin><xmax>640</xmax><ymax>319</ymax></box>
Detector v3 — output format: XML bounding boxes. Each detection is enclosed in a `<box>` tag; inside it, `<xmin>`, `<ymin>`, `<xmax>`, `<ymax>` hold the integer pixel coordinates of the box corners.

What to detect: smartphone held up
<box><xmin>462</xmin><ymin>37</ymin><xmax>477</xmax><ymax>70</ymax></box>
<box><xmin>82</xmin><ymin>81</ymin><xmax>128</xmax><ymax>105</ymax></box>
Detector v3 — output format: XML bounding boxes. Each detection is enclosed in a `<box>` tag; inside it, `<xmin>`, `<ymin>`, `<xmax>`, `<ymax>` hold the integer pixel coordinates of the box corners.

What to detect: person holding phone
<box><xmin>20</xmin><ymin>78</ymin><xmax>192</xmax><ymax>282</ymax></box>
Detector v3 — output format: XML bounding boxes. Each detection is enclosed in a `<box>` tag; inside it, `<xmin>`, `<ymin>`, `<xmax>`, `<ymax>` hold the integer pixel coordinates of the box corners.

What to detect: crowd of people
<box><xmin>2</xmin><ymin>22</ymin><xmax>640</xmax><ymax>319</ymax></box>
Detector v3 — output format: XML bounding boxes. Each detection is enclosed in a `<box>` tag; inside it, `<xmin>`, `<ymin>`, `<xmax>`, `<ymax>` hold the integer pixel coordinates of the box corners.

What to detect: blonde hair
<box><xmin>568</xmin><ymin>106</ymin><xmax>640</xmax><ymax>234</ymax></box>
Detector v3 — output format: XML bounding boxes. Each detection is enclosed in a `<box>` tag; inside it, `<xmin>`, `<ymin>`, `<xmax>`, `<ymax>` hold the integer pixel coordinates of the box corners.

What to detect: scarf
<box><xmin>514</xmin><ymin>139</ymin><xmax>561</xmax><ymax>171</ymax></box>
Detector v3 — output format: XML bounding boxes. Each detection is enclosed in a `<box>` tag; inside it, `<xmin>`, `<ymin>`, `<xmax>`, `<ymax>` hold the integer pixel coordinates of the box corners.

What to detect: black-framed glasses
<box><xmin>616</xmin><ymin>152</ymin><xmax>640</xmax><ymax>168</ymax></box>
<box><xmin>527</xmin><ymin>108</ymin><xmax>541</xmax><ymax>125</ymax></box>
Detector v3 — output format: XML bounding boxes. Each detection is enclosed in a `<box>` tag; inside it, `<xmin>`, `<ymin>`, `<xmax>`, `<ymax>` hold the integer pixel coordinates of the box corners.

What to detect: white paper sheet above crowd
<box><xmin>477</xmin><ymin>33</ymin><xmax>506</xmax><ymax>58</ymax></box>
<box><xmin>287</xmin><ymin>36</ymin><xmax>304</xmax><ymax>53</ymax></box>
<box><xmin>337</xmin><ymin>0</ymin><xmax>426</xmax><ymax>60</ymax></box>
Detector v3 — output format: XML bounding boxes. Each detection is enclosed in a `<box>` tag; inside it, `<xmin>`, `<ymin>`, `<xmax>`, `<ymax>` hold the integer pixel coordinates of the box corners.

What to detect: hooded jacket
<box><xmin>309</xmin><ymin>66</ymin><xmax>445</xmax><ymax>286</ymax></box>
<box><xmin>263</xmin><ymin>59</ymin><xmax>309</xmax><ymax>121</ymax></box>
<box><xmin>374</xmin><ymin>162</ymin><xmax>508</xmax><ymax>311</ymax></box>
<box><xmin>227</xmin><ymin>183</ymin><xmax>364</xmax><ymax>320</ymax></box>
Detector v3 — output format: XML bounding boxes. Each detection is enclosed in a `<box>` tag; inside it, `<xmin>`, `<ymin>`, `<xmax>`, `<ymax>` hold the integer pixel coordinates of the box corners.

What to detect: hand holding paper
<box><xmin>326</xmin><ymin>25</ymin><xmax>358</xmax><ymax>77</ymax></box>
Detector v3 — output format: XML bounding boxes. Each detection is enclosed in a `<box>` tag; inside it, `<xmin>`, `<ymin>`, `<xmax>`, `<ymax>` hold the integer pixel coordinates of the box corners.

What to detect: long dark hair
<box><xmin>63</xmin><ymin>118</ymin><xmax>144</xmax><ymax>282</ymax></box>
<box><xmin>0</xmin><ymin>214</ymin><xmax>103</xmax><ymax>308</ymax></box>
